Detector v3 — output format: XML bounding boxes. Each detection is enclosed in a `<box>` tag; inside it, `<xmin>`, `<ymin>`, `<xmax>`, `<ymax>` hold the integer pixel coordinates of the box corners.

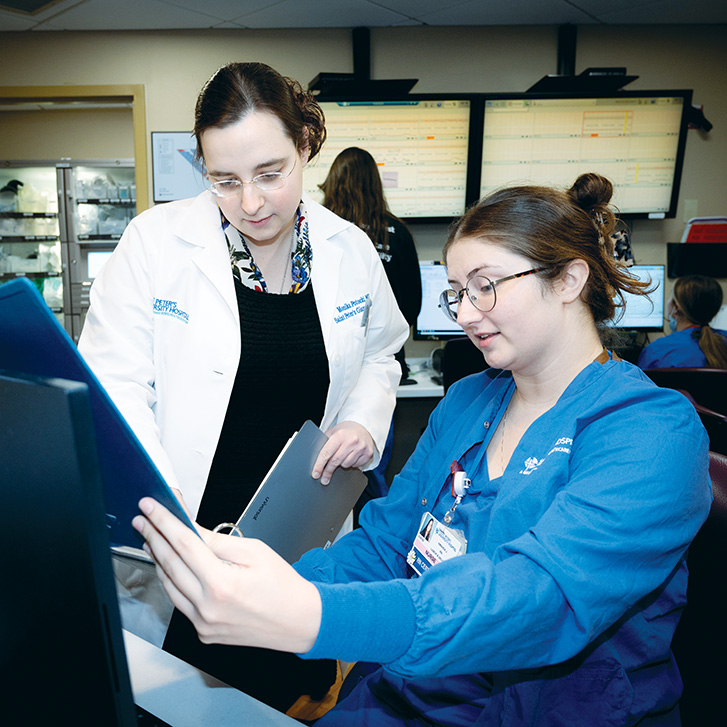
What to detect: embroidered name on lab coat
<box><xmin>153</xmin><ymin>298</ymin><xmax>189</xmax><ymax>324</ymax></box>
<box><xmin>334</xmin><ymin>294</ymin><xmax>370</xmax><ymax>324</ymax></box>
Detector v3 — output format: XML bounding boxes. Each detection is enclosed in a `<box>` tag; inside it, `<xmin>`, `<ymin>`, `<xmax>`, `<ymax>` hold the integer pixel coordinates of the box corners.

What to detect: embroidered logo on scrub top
<box><xmin>520</xmin><ymin>457</ymin><xmax>545</xmax><ymax>475</ymax></box>
<box><xmin>153</xmin><ymin>298</ymin><xmax>189</xmax><ymax>324</ymax></box>
<box><xmin>519</xmin><ymin>437</ymin><xmax>573</xmax><ymax>475</ymax></box>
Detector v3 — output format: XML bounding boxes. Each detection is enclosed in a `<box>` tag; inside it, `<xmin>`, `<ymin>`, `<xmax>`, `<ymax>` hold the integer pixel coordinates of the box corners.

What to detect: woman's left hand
<box><xmin>132</xmin><ymin>498</ymin><xmax>322</xmax><ymax>654</ymax></box>
<box><xmin>312</xmin><ymin>421</ymin><xmax>374</xmax><ymax>485</ymax></box>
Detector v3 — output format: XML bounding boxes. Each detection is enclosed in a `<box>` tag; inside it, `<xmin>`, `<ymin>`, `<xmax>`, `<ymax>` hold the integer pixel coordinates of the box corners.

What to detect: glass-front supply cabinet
<box><xmin>60</xmin><ymin>161</ymin><xmax>136</xmax><ymax>339</ymax></box>
<box><xmin>1</xmin><ymin>159</ymin><xmax>136</xmax><ymax>340</ymax></box>
<box><xmin>0</xmin><ymin>163</ymin><xmax>65</xmax><ymax>326</ymax></box>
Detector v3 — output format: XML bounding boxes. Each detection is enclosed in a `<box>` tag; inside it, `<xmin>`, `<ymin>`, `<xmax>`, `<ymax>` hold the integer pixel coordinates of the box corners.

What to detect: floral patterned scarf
<box><xmin>221</xmin><ymin>200</ymin><xmax>312</xmax><ymax>294</ymax></box>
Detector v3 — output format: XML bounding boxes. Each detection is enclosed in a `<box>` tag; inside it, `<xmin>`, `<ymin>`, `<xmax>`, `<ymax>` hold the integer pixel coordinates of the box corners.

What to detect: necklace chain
<box><xmin>499</xmin><ymin>405</ymin><xmax>509</xmax><ymax>474</ymax></box>
<box><xmin>278</xmin><ymin>225</ymin><xmax>296</xmax><ymax>294</ymax></box>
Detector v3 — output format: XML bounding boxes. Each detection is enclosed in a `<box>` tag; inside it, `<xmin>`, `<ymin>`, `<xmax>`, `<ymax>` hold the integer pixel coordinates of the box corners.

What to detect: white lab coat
<box><xmin>79</xmin><ymin>192</ymin><xmax>409</xmax><ymax>520</ymax></box>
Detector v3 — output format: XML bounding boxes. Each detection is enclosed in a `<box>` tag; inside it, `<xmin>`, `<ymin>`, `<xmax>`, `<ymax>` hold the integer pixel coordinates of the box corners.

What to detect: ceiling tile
<box><xmin>372</xmin><ymin>0</ymin><xmax>472</xmax><ymax>20</ymax></box>
<box><xmin>0</xmin><ymin>6</ymin><xmax>35</xmax><ymax>29</ymax></box>
<box><xmin>158</xmin><ymin>0</ymin><xmax>277</xmax><ymax>23</ymax></box>
<box><xmin>595</xmin><ymin>0</ymin><xmax>727</xmax><ymax>23</ymax></box>
<box><xmin>35</xmin><ymin>0</ymin><xmax>231</xmax><ymax>30</ymax></box>
<box><xmin>415</xmin><ymin>0</ymin><xmax>596</xmax><ymax>26</ymax></box>
<box><xmin>1</xmin><ymin>0</ymin><xmax>725</xmax><ymax>32</ymax></box>
<box><xmin>236</xmin><ymin>0</ymin><xmax>411</xmax><ymax>29</ymax></box>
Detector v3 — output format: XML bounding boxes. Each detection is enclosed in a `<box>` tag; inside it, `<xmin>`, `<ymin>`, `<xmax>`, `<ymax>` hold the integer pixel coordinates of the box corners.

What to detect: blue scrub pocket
<box><xmin>490</xmin><ymin>659</ymin><xmax>632</xmax><ymax>727</ymax></box>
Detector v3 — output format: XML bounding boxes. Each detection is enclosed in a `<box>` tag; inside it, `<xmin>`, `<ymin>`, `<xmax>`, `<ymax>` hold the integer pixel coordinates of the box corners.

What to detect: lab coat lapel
<box><xmin>173</xmin><ymin>193</ymin><xmax>238</xmax><ymax>320</ymax></box>
<box><xmin>311</xmin><ymin>231</ymin><xmax>342</xmax><ymax>345</ymax></box>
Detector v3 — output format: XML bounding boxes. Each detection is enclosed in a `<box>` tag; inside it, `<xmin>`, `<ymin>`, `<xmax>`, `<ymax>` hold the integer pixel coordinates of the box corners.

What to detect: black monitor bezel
<box><xmin>667</xmin><ymin>242</ymin><xmax>727</xmax><ymax>279</ymax></box>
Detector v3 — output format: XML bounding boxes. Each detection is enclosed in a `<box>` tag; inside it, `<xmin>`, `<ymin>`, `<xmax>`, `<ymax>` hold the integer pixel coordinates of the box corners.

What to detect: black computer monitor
<box><xmin>0</xmin><ymin>372</ymin><xmax>136</xmax><ymax>726</ymax></box>
<box><xmin>667</xmin><ymin>242</ymin><xmax>727</xmax><ymax>279</ymax></box>
<box><xmin>414</xmin><ymin>260</ymin><xmax>464</xmax><ymax>340</ymax></box>
<box><xmin>478</xmin><ymin>90</ymin><xmax>692</xmax><ymax>219</ymax></box>
<box><xmin>605</xmin><ymin>264</ymin><xmax>666</xmax><ymax>332</ymax></box>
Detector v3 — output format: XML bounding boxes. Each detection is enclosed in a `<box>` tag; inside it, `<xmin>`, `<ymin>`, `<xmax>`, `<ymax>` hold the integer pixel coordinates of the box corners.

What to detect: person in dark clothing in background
<box><xmin>320</xmin><ymin>146</ymin><xmax>422</xmax><ymax>383</ymax></box>
<box><xmin>320</xmin><ymin>147</ymin><xmax>423</xmax><ymax>504</ymax></box>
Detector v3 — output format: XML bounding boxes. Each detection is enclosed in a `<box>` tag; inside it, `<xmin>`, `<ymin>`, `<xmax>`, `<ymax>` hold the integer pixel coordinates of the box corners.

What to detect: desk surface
<box><xmin>398</xmin><ymin>360</ymin><xmax>444</xmax><ymax>399</ymax></box>
<box><xmin>124</xmin><ymin>630</ymin><xmax>299</xmax><ymax>726</ymax></box>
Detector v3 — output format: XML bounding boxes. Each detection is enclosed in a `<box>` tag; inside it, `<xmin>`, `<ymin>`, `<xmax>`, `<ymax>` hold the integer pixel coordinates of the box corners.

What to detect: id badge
<box><xmin>407</xmin><ymin>512</ymin><xmax>468</xmax><ymax>577</ymax></box>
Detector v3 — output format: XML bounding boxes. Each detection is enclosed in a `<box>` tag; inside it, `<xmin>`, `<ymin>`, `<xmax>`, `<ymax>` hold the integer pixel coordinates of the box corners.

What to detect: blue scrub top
<box><xmin>296</xmin><ymin>355</ymin><xmax>711</xmax><ymax>727</ymax></box>
<box><xmin>637</xmin><ymin>327</ymin><xmax>727</xmax><ymax>369</ymax></box>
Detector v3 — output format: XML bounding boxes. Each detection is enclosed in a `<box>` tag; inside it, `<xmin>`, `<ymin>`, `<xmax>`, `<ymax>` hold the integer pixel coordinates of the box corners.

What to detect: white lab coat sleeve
<box><xmin>335</xmin><ymin>240</ymin><xmax>409</xmax><ymax>465</ymax></box>
<box><xmin>78</xmin><ymin>210</ymin><xmax>181</xmax><ymax>491</ymax></box>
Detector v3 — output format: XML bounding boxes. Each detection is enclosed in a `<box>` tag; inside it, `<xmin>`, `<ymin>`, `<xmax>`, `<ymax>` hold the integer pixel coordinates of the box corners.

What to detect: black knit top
<box><xmin>195</xmin><ymin>278</ymin><xmax>330</xmax><ymax>530</ymax></box>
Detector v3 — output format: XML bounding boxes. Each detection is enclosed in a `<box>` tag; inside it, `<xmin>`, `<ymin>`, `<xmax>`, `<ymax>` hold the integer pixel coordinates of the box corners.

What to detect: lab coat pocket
<box><xmin>341</xmin><ymin>324</ymin><xmax>367</xmax><ymax>375</ymax></box>
<box><xmin>327</xmin><ymin>323</ymin><xmax>367</xmax><ymax>416</ymax></box>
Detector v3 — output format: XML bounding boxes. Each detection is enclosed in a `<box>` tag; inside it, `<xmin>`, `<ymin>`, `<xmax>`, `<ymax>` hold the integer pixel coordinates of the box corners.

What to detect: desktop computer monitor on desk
<box><xmin>0</xmin><ymin>371</ymin><xmax>302</xmax><ymax>726</ymax></box>
<box><xmin>0</xmin><ymin>372</ymin><xmax>138</xmax><ymax>726</ymax></box>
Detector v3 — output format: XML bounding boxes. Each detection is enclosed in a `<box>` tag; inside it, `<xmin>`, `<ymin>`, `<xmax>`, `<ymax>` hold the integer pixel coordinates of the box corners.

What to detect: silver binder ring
<box><xmin>212</xmin><ymin>522</ymin><xmax>243</xmax><ymax>538</ymax></box>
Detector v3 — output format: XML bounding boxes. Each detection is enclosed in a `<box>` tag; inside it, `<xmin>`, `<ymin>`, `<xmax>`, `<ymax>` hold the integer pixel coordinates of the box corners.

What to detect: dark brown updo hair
<box><xmin>672</xmin><ymin>275</ymin><xmax>727</xmax><ymax>368</ymax></box>
<box><xmin>194</xmin><ymin>62</ymin><xmax>326</xmax><ymax>163</ymax></box>
<box><xmin>443</xmin><ymin>173</ymin><xmax>651</xmax><ymax>324</ymax></box>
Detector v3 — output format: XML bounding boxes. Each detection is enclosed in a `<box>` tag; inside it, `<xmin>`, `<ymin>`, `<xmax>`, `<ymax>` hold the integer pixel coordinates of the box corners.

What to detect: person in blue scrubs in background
<box><xmin>638</xmin><ymin>273</ymin><xmax>727</xmax><ymax>370</ymax></box>
<box><xmin>133</xmin><ymin>173</ymin><xmax>711</xmax><ymax>726</ymax></box>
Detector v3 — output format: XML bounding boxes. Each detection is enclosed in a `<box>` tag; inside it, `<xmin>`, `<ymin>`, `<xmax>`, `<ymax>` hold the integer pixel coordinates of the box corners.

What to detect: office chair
<box><xmin>642</xmin><ymin>367</ymin><xmax>727</xmax><ymax>415</ymax></box>
<box><xmin>441</xmin><ymin>336</ymin><xmax>487</xmax><ymax>392</ymax></box>
<box><xmin>670</xmin><ymin>450</ymin><xmax>727</xmax><ymax>726</ymax></box>
<box><xmin>693</xmin><ymin>403</ymin><xmax>727</xmax><ymax>456</ymax></box>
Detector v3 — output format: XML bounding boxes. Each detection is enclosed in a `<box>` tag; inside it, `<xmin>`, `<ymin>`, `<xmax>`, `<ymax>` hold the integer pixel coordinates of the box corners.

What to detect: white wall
<box><xmin>1</xmin><ymin>25</ymin><xmax>724</xmax><ymax>354</ymax></box>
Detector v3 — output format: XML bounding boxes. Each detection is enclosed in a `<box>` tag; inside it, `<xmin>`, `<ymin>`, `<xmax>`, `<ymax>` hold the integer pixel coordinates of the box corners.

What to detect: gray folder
<box><xmin>235</xmin><ymin>420</ymin><xmax>367</xmax><ymax>563</ymax></box>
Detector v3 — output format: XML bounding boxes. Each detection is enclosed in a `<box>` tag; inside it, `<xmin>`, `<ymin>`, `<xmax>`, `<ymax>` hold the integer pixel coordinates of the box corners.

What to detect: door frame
<box><xmin>0</xmin><ymin>84</ymin><xmax>148</xmax><ymax>212</ymax></box>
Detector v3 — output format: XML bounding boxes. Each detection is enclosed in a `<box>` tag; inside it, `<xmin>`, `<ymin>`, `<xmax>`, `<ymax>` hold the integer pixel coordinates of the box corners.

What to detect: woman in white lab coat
<box><xmin>79</xmin><ymin>61</ymin><xmax>408</xmax><ymax>712</ymax></box>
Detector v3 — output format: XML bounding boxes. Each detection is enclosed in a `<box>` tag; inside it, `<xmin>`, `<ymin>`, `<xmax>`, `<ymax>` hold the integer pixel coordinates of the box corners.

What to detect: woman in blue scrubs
<box><xmin>134</xmin><ymin>173</ymin><xmax>712</xmax><ymax>726</ymax></box>
<box><xmin>638</xmin><ymin>273</ymin><xmax>727</xmax><ymax>369</ymax></box>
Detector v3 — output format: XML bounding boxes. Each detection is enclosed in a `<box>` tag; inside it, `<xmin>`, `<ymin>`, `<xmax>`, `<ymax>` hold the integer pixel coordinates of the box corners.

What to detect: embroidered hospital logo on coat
<box><xmin>153</xmin><ymin>298</ymin><xmax>189</xmax><ymax>324</ymax></box>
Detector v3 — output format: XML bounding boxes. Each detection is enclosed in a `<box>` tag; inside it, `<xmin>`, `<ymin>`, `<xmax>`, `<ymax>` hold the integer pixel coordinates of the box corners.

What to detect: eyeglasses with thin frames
<box><xmin>439</xmin><ymin>267</ymin><xmax>551</xmax><ymax>322</ymax></box>
<box><xmin>207</xmin><ymin>155</ymin><xmax>298</xmax><ymax>198</ymax></box>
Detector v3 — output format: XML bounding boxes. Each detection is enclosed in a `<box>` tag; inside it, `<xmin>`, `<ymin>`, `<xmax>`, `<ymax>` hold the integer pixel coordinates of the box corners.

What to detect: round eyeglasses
<box><xmin>439</xmin><ymin>267</ymin><xmax>551</xmax><ymax>322</ymax></box>
<box><xmin>207</xmin><ymin>155</ymin><xmax>298</xmax><ymax>198</ymax></box>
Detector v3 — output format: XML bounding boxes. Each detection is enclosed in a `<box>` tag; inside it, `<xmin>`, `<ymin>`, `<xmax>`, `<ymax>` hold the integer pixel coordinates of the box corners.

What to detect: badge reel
<box><xmin>407</xmin><ymin>466</ymin><xmax>469</xmax><ymax>576</ymax></box>
<box><xmin>444</xmin><ymin>469</ymin><xmax>471</xmax><ymax>524</ymax></box>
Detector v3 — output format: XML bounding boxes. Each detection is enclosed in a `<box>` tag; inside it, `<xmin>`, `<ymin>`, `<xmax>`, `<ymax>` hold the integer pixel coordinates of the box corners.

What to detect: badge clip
<box><xmin>445</xmin><ymin>461</ymin><xmax>470</xmax><ymax>524</ymax></box>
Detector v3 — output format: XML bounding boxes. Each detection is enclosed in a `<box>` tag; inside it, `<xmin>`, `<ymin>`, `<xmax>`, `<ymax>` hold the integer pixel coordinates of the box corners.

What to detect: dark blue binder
<box><xmin>0</xmin><ymin>277</ymin><xmax>197</xmax><ymax>547</ymax></box>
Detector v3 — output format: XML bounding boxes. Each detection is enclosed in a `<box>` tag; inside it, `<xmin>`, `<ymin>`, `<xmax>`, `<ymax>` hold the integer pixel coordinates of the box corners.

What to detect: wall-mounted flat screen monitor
<box><xmin>479</xmin><ymin>91</ymin><xmax>692</xmax><ymax>218</ymax></box>
<box><xmin>415</xmin><ymin>260</ymin><xmax>464</xmax><ymax>340</ymax></box>
<box><xmin>303</xmin><ymin>97</ymin><xmax>474</xmax><ymax>222</ymax></box>
<box><xmin>667</xmin><ymin>242</ymin><xmax>727</xmax><ymax>279</ymax></box>
<box><xmin>606</xmin><ymin>264</ymin><xmax>665</xmax><ymax>331</ymax></box>
<box><xmin>151</xmin><ymin>131</ymin><xmax>207</xmax><ymax>203</ymax></box>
